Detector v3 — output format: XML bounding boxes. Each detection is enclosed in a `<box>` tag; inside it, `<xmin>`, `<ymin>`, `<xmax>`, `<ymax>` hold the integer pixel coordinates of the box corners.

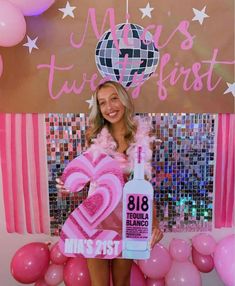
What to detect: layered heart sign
<box><xmin>59</xmin><ymin>151</ymin><xmax>124</xmax><ymax>259</ymax></box>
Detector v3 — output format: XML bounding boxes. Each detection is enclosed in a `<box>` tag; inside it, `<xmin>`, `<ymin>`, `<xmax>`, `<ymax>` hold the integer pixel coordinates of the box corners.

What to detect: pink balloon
<box><xmin>169</xmin><ymin>239</ymin><xmax>191</xmax><ymax>262</ymax></box>
<box><xmin>0</xmin><ymin>0</ymin><xmax>26</xmax><ymax>47</ymax></box>
<box><xmin>8</xmin><ymin>0</ymin><xmax>55</xmax><ymax>16</ymax></box>
<box><xmin>11</xmin><ymin>242</ymin><xmax>50</xmax><ymax>284</ymax></box>
<box><xmin>146</xmin><ymin>278</ymin><xmax>165</xmax><ymax>286</ymax></box>
<box><xmin>214</xmin><ymin>234</ymin><xmax>235</xmax><ymax>286</ymax></box>
<box><xmin>34</xmin><ymin>278</ymin><xmax>50</xmax><ymax>286</ymax></box>
<box><xmin>192</xmin><ymin>233</ymin><xmax>216</xmax><ymax>255</ymax></box>
<box><xmin>130</xmin><ymin>263</ymin><xmax>146</xmax><ymax>286</ymax></box>
<box><xmin>138</xmin><ymin>244</ymin><xmax>172</xmax><ymax>279</ymax></box>
<box><xmin>63</xmin><ymin>257</ymin><xmax>91</xmax><ymax>286</ymax></box>
<box><xmin>0</xmin><ymin>55</ymin><xmax>3</xmax><ymax>78</ymax></box>
<box><xmin>44</xmin><ymin>264</ymin><xmax>64</xmax><ymax>286</ymax></box>
<box><xmin>165</xmin><ymin>261</ymin><xmax>201</xmax><ymax>286</ymax></box>
<box><xmin>192</xmin><ymin>247</ymin><xmax>214</xmax><ymax>273</ymax></box>
<box><xmin>50</xmin><ymin>242</ymin><xmax>68</xmax><ymax>265</ymax></box>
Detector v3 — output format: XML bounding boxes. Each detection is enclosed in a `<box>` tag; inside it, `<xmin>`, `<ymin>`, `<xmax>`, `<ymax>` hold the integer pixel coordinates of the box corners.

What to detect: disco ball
<box><xmin>95</xmin><ymin>23</ymin><xmax>159</xmax><ymax>87</ymax></box>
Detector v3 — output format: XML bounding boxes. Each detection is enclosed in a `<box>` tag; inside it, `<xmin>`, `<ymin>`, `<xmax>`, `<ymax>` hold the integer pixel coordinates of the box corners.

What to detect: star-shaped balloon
<box><xmin>192</xmin><ymin>6</ymin><xmax>209</xmax><ymax>25</ymax></box>
<box><xmin>224</xmin><ymin>82</ymin><xmax>235</xmax><ymax>97</ymax></box>
<box><xmin>86</xmin><ymin>95</ymin><xmax>95</xmax><ymax>109</ymax></box>
<box><xmin>139</xmin><ymin>2</ymin><xmax>154</xmax><ymax>19</ymax></box>
<box><xmin>58</xmin><ymin>1</ymin><xmax>76</xmax><ymax>19</ymax></box>
<box><xmin>23</xmin><ymin>36</ymin><xmax>39</xmax><ymax>54</ymax></box>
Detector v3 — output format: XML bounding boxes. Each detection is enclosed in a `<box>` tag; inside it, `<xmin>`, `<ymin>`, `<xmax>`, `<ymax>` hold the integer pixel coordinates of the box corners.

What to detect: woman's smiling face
<box><xmin>97</xmin><ymin>86</ymin><xmax>125</xmax><ymax>125</ymax></box>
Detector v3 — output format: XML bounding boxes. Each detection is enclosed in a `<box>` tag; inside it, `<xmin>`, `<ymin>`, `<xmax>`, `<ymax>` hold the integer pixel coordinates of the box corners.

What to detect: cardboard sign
<box><xmin>58</xmin><ymin>151</ymin><xmax>153</xmax><ymax>259</ymax></box>
<box><xmin>59</xmin><ymin>152</ymin><xmax>124</xmax><ymax>259</ymax></box>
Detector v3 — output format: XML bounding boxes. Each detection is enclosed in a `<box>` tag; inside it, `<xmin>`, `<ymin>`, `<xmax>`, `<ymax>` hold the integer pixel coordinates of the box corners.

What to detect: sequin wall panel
<box><xmin>46</xmin><ymin>113</ymin><xmax>215</xmax><ymax>235</ymax></box>
<box><xmin>150</xmin><ymin>114</ymin><xmax>215</xmax><ymax>232</ymax></box>
<box><xmin>45</xmin><ymin>114</ymin><xmax>89</xmax><ymax>236</ymax></box>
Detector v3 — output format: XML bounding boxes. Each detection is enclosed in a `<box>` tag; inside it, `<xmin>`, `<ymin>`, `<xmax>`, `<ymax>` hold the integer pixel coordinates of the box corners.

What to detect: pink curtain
<box><xmin>214</xmin><ymin>114</ymin><xmax>235</xmax><ymax>228</ymax></box>
<box><xmin>0</xmin><ymin>114</ymin><xmax>50</xmax><ymax>234</ymax></box>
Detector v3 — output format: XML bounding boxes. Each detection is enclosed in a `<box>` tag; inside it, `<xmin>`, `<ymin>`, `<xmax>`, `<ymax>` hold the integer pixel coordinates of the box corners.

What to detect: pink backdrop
<box><xmin>215</xmin><ymin>114</ymin><xmax>235</xmax><ymax>228</ymax></box>
<box><xmin>0</xmin><ymin>114</ymin><xmax>49</xmax><ymax>234</ymax></box>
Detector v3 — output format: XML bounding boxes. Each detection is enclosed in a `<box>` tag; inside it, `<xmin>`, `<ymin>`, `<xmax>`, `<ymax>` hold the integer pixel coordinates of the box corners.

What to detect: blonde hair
<box><xmin>86</xmin><ymin>81</ymin><xmax>137</xmax><ymax>146</ymax></box>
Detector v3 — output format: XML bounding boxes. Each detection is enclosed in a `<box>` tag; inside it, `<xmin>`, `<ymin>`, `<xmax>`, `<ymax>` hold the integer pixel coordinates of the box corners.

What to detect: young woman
<box><xmin>57</xmin><ymin>81</ymin><xmax>163</xmax><ymax>286</ymax></box>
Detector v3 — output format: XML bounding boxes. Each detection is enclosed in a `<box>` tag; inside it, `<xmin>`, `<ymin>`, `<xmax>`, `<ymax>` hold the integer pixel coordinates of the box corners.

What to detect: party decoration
<box><xmin>169</xmin><ymin>238</ymin><xmax>191</xmax><ymax>262</ymax></box>
<box><xmin>86</xmin><ymin>95</ymin><xmax>95</xmax><ymax>109</ymax></box>
<box><xmin>8</xmin><ymin>0</ymin><xmax>55</xmax><ymax>16</ymax></box>
<box><xmin>11</xmin><ymin>242</ymin><xmax>50</xmax><ymax>284</ymax></box>
<box><xmin>192</xmin><ymin>6</ymin><xmax>209</xmax><ymax>25</ymax></box>
<box><xmin>214</xmin><ymin>114</ymin><xmax>235</xmax><ymax>228</ymax></box>
<box><xmin>192</xmin><ymin>233</ymin><xmax>216</xmax><ymax>255</ymax></box>
<box><xmin>130</xmin><ymin>263</ymin><xmax>147</xmax><ymax>286</ymax></box>
<box><xmin>146</xmin><ymin>278</ymin><xmax>165</xmax><ymax>286</ymax></box>
<box><xmin>138</xmin><ymin>244</ymin><xmax>172</xmax><ymax>279</ymax></box>
<box><xmin>0</xmin><ymin>1</ymin><xmax>234</xmax><ymax>112</ymax></box>
<box><xmin>58</xmin><ymin>1</ymin><xmax>76</xmax><ymax>19</ymax></box>
<box><xmin>50</xmin><ymin>242</ymin><xmax>68</xmax><ymax>265</ymax></box>
<box><xmin>44</xmin><ymin>264</ymin><xmax>64</xmax><ymax>286</ymax></box>
<box><xmin>59</xmin><ymin>151</ymin><xmax>124</xmax><ymax>259</ymax></box>
<box><xmin>165</xmin><ymin>261</ymin><xmax>201</xmax><ymax>286</ymax></box>
<box><xmin>47</xmin><ymin>113</ymin><xmax>215</xmax><ymax>235</ymax></box>
<box><xmin>63</xmin><ymin>257</ymin><xmax>91</xmax><ymax>286</ymax></box>
<box><xmin>139</xmin><ymin>3</ymin><xmax>154</xmax><ymax>19</ymax></box>
<box><xmin>23</xmin><ymin>36</ymin><xmax>39</xmax><ymax>54</ymax></box>
<box><xmin>0</xmin><ymin>55</ymin><xmax>3</xmax><ymax>78</ymax></box>
<box><xmin>0</xmin><ymin>0</ymin><xmax>26</xmax><ymax>47</ymax></box>
<box><xmin>214</xmin><ymin>234</ymin><xmax>235</xmax><ymax>286</ymax></box>
<box><xmin>0</xmin><ymin>113</ymin><xmax>50</xmax><ymax>234</ymax></box>
<box><xmin>0</xmin><ymin>1</ymin><xmax>233</xmax><ymax>113</ymax></box>
<box><xmin>192</xmin><ymin>247</ymin><xmax>214</xmax><ymax>273</ymax></box>
<box><xmin>224</xmin><ymin>82</ymin><xmax>235</xmax><ymax>97</ymax></box>
<box><xmin>95</xmin><ymin>23</ymin><xmax>159</xmax><ymax>88</ymax></box>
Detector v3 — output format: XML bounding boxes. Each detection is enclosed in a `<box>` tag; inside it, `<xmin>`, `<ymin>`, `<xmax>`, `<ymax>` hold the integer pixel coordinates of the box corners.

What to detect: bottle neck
<box><xmin>133</xmin><ymin>146</ymin><xmax>145</xmax><ymax>179</ymax></box>
<box><xmin>133</xmin><ymin>161</ymin><xmax>145</xmax><ymax>179</ymax></box>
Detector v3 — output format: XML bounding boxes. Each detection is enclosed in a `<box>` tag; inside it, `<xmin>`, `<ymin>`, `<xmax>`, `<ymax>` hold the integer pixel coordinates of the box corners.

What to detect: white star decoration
<box><xmin>23</xmin><ymin>36</ymin><xmax>39</xmax><ymax>53</ymax></box>
<box><xmin>224</xmin><ymin>82</ymin><xmax>235</xmax><ymax>97</ymax></box>
<box><xmin>192</xmin><ymin>6</ymin><xmax>209</xmax><ymax>25</ymax></box>
<box><xmin>58</xmin><ymin>1</ymin><xmax>76</xmax><ymax>19</ymax></box>
<box><xmin>139</xmin><ymin>2</ymin><xmax>154</xmax><ymax>19</ymax></box>
<box><xmin>86</xmin><ymin>95</ymin><xmax>95</xmax><ymax>109</ymax></box>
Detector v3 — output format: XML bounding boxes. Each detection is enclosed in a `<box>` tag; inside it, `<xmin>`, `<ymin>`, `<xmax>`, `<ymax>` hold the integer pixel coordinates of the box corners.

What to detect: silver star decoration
<box><xmin>224</xmin><ymin>82</ymin><xmax>235</xmax><ymax>97</ymax></box>
<box><xmin>86</xmin><ymin>95</ymin><xmax>95</xmax><ymax>109</ymax></box>
<box><xmin>58</xmin><ymin>1</ymin><xmax>76</xmax><ymax>19</ymax></box>
<box><xmin>192</xmin><ymin>6</ymin><xmax>209</xmax><ymax>25</ymax></box>
<box><xmin>139</xmin><ymin>2</ymin><xmax>154</xmax><ymax>19</ymax></box>
<box><xmin>23</xmin><ymin>36</ymin><xmax>39</xmax><ymax>54</ymax></box>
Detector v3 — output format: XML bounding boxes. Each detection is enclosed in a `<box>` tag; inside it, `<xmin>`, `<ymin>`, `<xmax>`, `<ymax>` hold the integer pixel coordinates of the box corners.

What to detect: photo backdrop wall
<box><xmin>0</xmin><ymin>0</ymin><xmax>234</xmax><ymax>112</ymax></box>
<box><xmin>1</xmin><ymin>113</ymin><xmax>234</xmax><ymax>236</ymax></box>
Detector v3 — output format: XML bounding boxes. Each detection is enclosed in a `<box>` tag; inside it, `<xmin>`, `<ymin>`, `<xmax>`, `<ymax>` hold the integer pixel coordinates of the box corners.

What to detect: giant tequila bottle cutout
<box><xmin>122</xmin><ymin>146</ymin><xmax>153</xmax><ymax>259</ymax></box>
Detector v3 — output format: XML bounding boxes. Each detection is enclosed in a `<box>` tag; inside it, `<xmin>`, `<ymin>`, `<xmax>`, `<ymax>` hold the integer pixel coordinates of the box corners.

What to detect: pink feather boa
<box><xmin>86</xmin><ymin>116</ymin><xmax>157</xmax><ymax>180</ymax></box>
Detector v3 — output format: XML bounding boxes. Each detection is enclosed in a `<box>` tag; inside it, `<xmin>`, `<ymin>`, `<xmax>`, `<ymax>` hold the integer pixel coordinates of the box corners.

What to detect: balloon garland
<box><xmin>0</xmin><ymin>0</ymin><xmax>55</xmax><ymax>78</ymax></box>
<box><xmin>10</xmin><ymin>234</ymin><xmax>235</xmax><ymax>285</ymax></box>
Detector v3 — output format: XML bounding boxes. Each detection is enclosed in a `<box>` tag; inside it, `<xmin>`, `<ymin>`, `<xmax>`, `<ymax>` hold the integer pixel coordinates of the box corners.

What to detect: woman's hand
<box><xmin>150</xmin><ymin>226</ymin><xmax>164</xmax><ymax>249</ymax></box>
<box><xmin>56</xmin><ymin>178</ymin><xmax>70</xmax><ymax>197</ymax></box>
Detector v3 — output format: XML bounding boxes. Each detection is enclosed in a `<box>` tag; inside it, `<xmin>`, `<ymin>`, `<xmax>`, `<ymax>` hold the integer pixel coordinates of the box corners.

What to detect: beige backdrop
<box><xmin>0</xmin><ymin>0</ymin><xmax>234</xmax><ymax>112</ymax></box>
